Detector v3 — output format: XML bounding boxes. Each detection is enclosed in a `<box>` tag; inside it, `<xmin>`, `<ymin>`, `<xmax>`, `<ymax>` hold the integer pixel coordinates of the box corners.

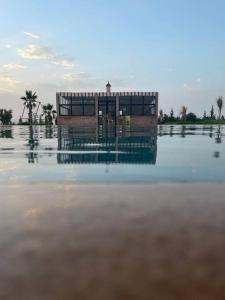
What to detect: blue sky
<box><xmin>0</xmin><ymin>0</ymin><xmax>225</xmax><ymax>118</ymax></box>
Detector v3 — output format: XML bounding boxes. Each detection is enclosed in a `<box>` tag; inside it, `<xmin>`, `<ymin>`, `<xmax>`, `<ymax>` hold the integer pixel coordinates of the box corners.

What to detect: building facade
<box><xmin>56</xmin><ymin>83</ymin><xmax>158</xmax><ymax>126</ymax></box>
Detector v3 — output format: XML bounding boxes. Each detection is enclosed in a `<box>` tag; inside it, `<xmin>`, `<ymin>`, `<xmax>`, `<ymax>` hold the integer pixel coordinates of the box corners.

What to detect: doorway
<box><xmin>98</xmin><ymin>97</ymin><xmax>116</xmax><ymax>126</ymax></box>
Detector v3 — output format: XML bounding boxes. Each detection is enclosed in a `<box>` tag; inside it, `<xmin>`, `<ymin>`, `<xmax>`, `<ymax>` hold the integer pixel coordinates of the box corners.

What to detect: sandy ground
<box><xmin>0</xmin><ymin>183</ymin><xmax>225</xmax><ymax>300</ymax></box>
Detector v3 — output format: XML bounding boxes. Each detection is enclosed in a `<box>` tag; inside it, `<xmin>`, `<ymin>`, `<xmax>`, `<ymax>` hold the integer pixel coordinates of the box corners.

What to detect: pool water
<box><xmin>0</xmin><ymin>125</ymin><xmax>224</xmax><ymax>183</ymax></box>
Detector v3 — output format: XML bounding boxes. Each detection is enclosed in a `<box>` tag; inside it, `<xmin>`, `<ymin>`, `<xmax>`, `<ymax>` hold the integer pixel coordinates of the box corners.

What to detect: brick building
<box><xmin>56</xmin><ymin>82</ymin><xmax>158</xmax><ymax>126</ymax></box>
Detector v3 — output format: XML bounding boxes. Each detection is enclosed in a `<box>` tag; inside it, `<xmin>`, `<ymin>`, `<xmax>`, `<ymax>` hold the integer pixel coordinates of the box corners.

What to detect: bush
<box><xmin>186</xmin><ymin>112</ymin><xmax>197</xmax><ymax>122</ymax></box>
<box><xmin>0</xmin><ymin>109</ymin><xmax>13</xmax><ymax>125</ymax></box>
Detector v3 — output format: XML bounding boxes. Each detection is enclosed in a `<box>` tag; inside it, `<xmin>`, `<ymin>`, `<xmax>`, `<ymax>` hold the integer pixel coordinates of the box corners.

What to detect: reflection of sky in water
<box><xmin>0</xmin><ymin>125</ymin><xmax>224</xmax><ymax>183</ymax></box>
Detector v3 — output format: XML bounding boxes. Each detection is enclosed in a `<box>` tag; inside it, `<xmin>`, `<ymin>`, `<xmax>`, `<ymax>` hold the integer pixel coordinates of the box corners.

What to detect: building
<box><xmin>56</xmin><ymin>82</ymin><xmax>158</xmax><ymax>126</ymax></box>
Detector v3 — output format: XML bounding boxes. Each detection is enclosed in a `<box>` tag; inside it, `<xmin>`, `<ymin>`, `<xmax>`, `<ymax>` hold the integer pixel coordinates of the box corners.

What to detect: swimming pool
<box><xmin>0</xmin><ymin>125</ymin><xmax>224</xmax><ymax>183</ymax></box>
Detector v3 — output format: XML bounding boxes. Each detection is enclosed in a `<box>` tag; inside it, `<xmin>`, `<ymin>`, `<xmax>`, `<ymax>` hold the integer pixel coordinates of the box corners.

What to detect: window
<box><xmin>59</xmin><ymin>95</ymin><xmax>96</xmax><ymax>116</ymax></box>
<box><xmin>120</xmin><ymin>96</ymin><xmax>131</xmax><ymax>105</ymax></box>
<box><xmin>59</xmin><ymin>96</ymin><xmax>71</xmax><ymax>105</ymax></box>
<box><xmin>72</xmin><ymin>97</ymin><xmax>82</xmax><ymax>104</ymax></box>
<box><xmin>120</xmin><ymin>105</ymin><xmax>131</xmax><ymax>116</ymax></box>
<box><xmin>108</xmin><ymin>104</ymin><xmax>116</xmax><ymax>116</ymax></box>
<box><xmin>119</xmin><ymin>96</ymin><xmax>131</xmax><ymax>116</ymax></box>
<box><xmin>60</xmin><ymin>105</ymin><xmax>71</xmax><ymax>116</ymax></box>
<box><xmin>84</xmin><ymin>105</ymin><xmax>95</xmax><ymax>116</ymax></box>
<box><xmin>83</xmin><ymin>97</ymin><xmax>95</xmax><ymax>116</ymax></box>
<box><xmin>119</xmin><ymin>95</ymin><xmax>156</xmax><ymax>116</ymax></box>
<box><xmin>131</xmin><ymin>96</ymin><xmax>143</xmax><ymax>115</ymax></box>
<box><xmin>72</xmin><ymin>105</ymin><xmax>83</xmax><ymax>116</ymax></box>
<box><xmin>144</xmin><ymin>96</ymin><xmax>156</xmax><ymax>105</ymax></box>
<box><xmin>132</xmin><ymin>96</ymin><xmax>143</xmax><ymax>105</ymax></box>
<box><xmin>144</xmin><ymin>105</ymin><xmax>151</xmax><ymax>116</ymax></box>
<box><xmin>132</xmin><ymin>105</ymin><xmax>143</xmax><ymax>115</ymax></box>
<box><xmin>83</xmin><ymin>97</ymin><xmax>95</xmax><ymax>105</ymax></box>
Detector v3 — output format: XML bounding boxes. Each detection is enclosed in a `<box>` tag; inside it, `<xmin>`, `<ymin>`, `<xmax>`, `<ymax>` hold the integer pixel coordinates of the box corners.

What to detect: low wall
<box><xmin>130</xmin><ymin>116</ymin><xmax>157</xmax><ymax>126</ymax></box>
<box><xmin>57</xmin><ymin>116</ymin><xmax>157</xmax><ymax>126</ymax></box>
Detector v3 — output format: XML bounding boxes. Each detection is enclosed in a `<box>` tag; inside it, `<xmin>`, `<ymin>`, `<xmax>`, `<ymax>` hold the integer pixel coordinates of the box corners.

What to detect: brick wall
<box><xmin>130</xmin><ymin>116</ymin><xmax>158</xmax><ymax>126</ymax></box>
<box><xmin>57</xmin><ymin>116</ymin><xmax>157</xmax><ymax>126</ymax></box>
<box><xmin>57</xmin><ymin>116</ymin><xmax>97</xmax><ymax>126</ymax></box>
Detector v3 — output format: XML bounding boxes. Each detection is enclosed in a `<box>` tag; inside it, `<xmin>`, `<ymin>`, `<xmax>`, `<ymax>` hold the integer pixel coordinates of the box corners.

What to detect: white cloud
<box><xmin>3</xmin><ymin>64</ymin><xmax>27</xmax><ymax>70</ymax></box>
<box><xmin>5</xmin><ymin>44</ymin><xmax>12</xmax><ymax>49</ymax></box>
<box><xmin>0</xmin><ymin>87</ymin><xmax>14</xmax><ymax>94</ymax></box>
<box><xmin>0</xmin><ymin>74</ymin><xmax>20</xmax><ymax>86</ymax></box>
<box><xmin>51</xmin><ymin>57</ymin><xmax>74</xmax><ymax>68</ymax></box>
<box><xmin>183</xmin><ymin>83</ymin><xmax>193</xmax><ymax>90</ymax></box>
<box><xmin>18</xmin><ymin>44</ymin><xmax>54</xmax><ymax>60</ymax></box>
<box><xmin>196</xmin><ymin>77</ymin><xmax>201</xmax><ymax>83</ymax></box>
<box><xmin>24</xmin><ymin>31</ymin><xmax>40</xmax><ymax>40</ymax></box>
<box><xmin>62</xmin><ymin>72</ymin><xmax>90</xmax><ymax>81</ymax></box>
<box><xmin>18</xmin><ymin>44</ymin><xmax>75</xmax><ymax>68</ymax></box>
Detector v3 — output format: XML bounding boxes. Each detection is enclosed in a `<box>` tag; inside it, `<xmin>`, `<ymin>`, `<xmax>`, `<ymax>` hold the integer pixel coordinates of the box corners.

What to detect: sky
<box><xmin>0</xmin><ymin>0</ymin><xmax>225</xmax><ymax>119</ymax></box>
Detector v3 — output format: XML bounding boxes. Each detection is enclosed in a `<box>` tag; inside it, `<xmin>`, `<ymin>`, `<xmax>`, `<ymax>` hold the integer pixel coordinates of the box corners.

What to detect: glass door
<box><xmin>98</xmin><ymin>97</ymin><xmax>116</xmax><ymax>126</ymax></box>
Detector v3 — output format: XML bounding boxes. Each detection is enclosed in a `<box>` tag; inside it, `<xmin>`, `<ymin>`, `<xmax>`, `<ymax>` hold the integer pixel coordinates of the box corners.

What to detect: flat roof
<box><xmin>57</xmin><ymin>92</ymin><xmax>158</xmax><ymax>97</ymax></box>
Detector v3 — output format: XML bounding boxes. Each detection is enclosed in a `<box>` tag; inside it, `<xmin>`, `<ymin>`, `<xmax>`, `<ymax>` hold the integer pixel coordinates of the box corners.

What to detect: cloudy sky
<box><xmin>0</xmin><ymin>0</ymin><xmax>225</xmax><ymax>119</ymax></box>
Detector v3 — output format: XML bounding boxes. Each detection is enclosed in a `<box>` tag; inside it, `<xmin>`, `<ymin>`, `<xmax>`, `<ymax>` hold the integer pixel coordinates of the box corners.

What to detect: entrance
<box><xmin>98</xmin><ymin>97</ymin><xmax>116</xmax><ymax>126</ymax></box>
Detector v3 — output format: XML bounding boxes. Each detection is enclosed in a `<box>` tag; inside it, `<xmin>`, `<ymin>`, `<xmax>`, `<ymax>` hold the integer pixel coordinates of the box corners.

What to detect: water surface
<box><xmin>0</xmin><ymin>125</ymin><xmax>224</xmax><ymax>183</ymax></box>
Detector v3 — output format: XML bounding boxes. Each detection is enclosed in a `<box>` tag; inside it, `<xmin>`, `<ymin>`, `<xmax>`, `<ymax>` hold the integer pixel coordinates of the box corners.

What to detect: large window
<box><xmin>59</xmin><ymin>96</ymin><xmax>95</xmax><ymax>116</ymax></box>
<box><xmin>59</xmin><ymin>96</ymin><xmax>71</xmax><ymax>116</ymax></box>
<box><xmin>119</xmin><ymin>96</ymin><xmax>156</xmax><ymax>116</ymax></box>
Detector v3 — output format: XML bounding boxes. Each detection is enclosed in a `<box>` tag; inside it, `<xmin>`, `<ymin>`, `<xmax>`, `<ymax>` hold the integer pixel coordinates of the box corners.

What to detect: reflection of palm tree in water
<box><xmin>26</xmin><ymin>126</ymin><xmax>39</xmax><ymax>163</ymax></box>
<box><xmin>213</xmin><ymin>151</ymin><xmax>220</xmax><ymax>158</ymax></box>
<box><xmin>0</xmin><ymin>127</ymin><xmax>13</xmax><ymax>138</ymax></box>
<box><xmin>169</xmin><ymin>126</ymin><xmax>174</xmax><ymax>137</ymax></box>
<box><xmin>45</xmin><ymin>126</ymin><xmax>54</xmax><ymax>139</ymax></box>
<box><xmin>181</xmin><ymin>126</ymin><xmax>186</xmax><ymax>138</ymax></box>
<box><xmin>215</xmin><ymin>125</ymin><xmax>222</xmax><ymax>144</ymax></box>
<box><xmin>209</xmin><ymin>126</ymin><xmax>213</xmax><ymax>138</ymax></box>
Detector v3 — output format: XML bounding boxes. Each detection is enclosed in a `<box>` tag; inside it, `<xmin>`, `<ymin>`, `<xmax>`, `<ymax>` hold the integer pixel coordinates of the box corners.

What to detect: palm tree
<box><xmin>180</xmin><ymin>106</ymin><xmax>187</xmax><ymax>121</ymax></box>
<box><xmin>216</xmin><ymin>96</ymin><xmax>223</xmax><ymax>120</ymax></box>
<box><xmin>21</xmin><ymin>90</ymin><xmax>38</xmax><ymax>124</ymax></box>
<box><xmin>42</xmin><ymin>103</ymin><xmax>56</xmax><ymax>125</ymax></box>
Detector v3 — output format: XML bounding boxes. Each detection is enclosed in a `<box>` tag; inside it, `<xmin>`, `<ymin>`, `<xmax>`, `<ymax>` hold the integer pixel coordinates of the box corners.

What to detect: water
<box><xmin>1</xmin><ymin>125</ymin><xmax>225</xmax><ymax>300</ymax></box>
<box><xmin>0</xmin><ymin>125</ymin><xmax>224</xmax><ymax>183</ymax></box>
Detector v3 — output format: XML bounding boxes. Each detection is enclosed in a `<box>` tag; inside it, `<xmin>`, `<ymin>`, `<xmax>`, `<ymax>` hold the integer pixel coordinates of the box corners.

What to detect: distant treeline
<box><xmin>159</xmin><ymin>97</ymin><xmax>224</xmax><ymax>124</ymax></box>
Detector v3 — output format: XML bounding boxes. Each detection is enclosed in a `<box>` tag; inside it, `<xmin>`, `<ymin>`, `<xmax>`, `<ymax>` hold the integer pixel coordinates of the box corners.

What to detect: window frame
<box><xmin>119</xmin><ymin>95</ymin><xmax>156</xmax><ymax>117</ymax></box>
<box><xmin>59</xmin><ymin>96</ymin><xmax>96</xmax><ymax>116</ymax></box>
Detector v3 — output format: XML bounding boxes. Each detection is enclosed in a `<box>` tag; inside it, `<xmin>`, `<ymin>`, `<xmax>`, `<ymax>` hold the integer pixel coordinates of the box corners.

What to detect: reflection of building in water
<box><xmin>57</xmin><ymin>127</ymin><xmax>157</xmax><ymax>164</ymax></box>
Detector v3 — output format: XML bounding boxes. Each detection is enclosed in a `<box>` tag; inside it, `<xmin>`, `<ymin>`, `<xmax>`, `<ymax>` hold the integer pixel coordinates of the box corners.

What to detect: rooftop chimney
<box><xmin>106</xmin><ymin>81</ymin><xmax>111</xmax><ymax>93</ymax></box>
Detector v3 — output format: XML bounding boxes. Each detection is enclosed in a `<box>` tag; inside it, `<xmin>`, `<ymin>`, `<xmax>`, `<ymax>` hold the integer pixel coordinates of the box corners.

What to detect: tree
<box><xmin>216</xmin><ymin>96</ymin><xmax>223</xmax><ymax>120</ymax></box>
<box><xmin>0</xmin><ymin>109</ymin><xmax>13</xmax><ymax>125</ymax></box>
<box><xmin>21</xmin><ymin>90</ymin><xmax>38</xmax><ymax>124</ymax></box>
<box><xmin>42</xmin><ymin>103</ymin><xmax>56</xmax><ymax>125</ymax></box>
<box><xmin>186</xmin><ymin>112</ymin><xmax>197</xmax><ymax>122</ymax></box>
<box><xmin>158</xmin><ymin>109</ymin><xmax>164</xmax><ymax>123</ymax></box>
<box><xmin>203</xmin><ymin>110</ymin><xmax>207</xmax><ymax>119</ymax></box>
<box><xmin>163</xmin><ymin>113</ymin><xmax>170</xmax><ymax>123</ymax></box>
<box><xmin>210</xmin><ymin>105</ymin><xmax>215</xmax><ymax>119</ymax></box>
<box><xmin>180</xmin><ymin>106</ymin><xmax>187</xmax><ymax>121</ymax></box>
